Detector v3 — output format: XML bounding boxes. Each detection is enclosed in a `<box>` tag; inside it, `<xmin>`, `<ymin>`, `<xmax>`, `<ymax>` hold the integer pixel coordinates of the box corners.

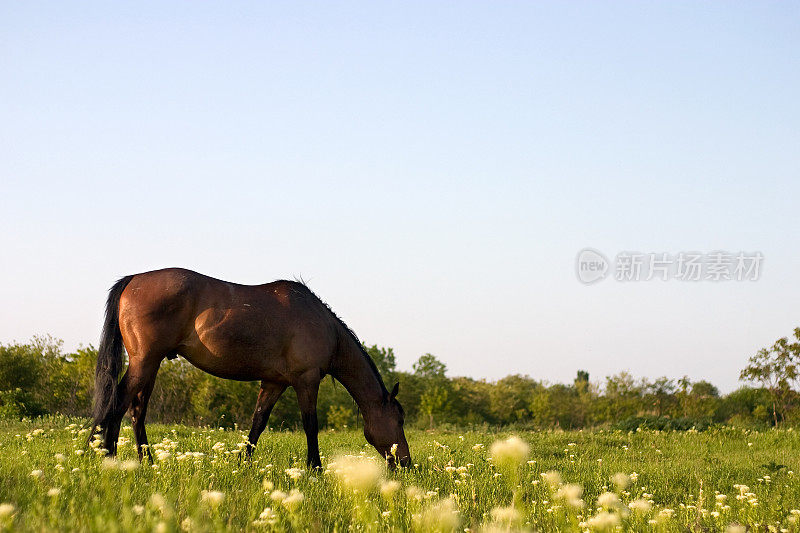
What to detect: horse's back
<box><xmin>118</xmin><ymin>268</ymin><xmax>338</xmax><ymax>382</ymax></box>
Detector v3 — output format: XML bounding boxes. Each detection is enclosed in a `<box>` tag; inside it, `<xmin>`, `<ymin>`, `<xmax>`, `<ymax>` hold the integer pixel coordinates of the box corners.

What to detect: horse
<box><xmin>90</xmin><ymin>268</ymin><xmax>410</xmax><ymax>468</ymax></box>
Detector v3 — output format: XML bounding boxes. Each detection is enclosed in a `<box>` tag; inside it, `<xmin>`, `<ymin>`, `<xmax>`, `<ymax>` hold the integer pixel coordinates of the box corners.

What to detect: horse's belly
<box><xmin>179</xmin><ymin>307</ymin><xmax>288</xmax><ymax>382</ymax></box>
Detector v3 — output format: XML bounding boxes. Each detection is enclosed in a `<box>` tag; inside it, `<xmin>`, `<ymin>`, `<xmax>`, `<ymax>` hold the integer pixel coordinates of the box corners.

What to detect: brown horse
<box><xmin>90</xmin><ymin>268</ymin><xmax>410</xmax><ymax>468</ymax></box>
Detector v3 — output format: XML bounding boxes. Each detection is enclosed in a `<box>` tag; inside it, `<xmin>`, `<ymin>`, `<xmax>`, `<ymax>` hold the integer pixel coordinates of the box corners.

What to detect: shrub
<box><xmin>614</xmin><ymin>415</ymin><xmax>713</xmax><ymax>432</ymax></box>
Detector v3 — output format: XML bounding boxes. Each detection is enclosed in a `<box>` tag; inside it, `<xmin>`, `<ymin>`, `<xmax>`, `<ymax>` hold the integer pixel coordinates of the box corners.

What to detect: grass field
<box><xmin>1</xmin><ymin>418</ymin><xmax>799</xmax><ymax>532</ymax></box>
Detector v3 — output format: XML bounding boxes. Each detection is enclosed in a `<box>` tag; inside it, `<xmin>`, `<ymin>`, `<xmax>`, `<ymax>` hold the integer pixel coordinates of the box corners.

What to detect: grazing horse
<box><xmin>90</xmin><ymin>268</ymin><xmax>410</xmax><ymax>468</ymax></box>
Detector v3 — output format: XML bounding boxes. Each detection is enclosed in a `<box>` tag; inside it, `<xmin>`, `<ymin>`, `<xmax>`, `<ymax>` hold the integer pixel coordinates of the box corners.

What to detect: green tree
<box><xmin>413</xmin><ymin>354</ymin><xmax>449</xmax><ymax>428</ymax></box>
<box><xmin>489</xmin><ymin>374</ymin><xmax>539</xmax><ymax>423</ymax></box>
<box><xmin>595</xmin><ymin>372</ymin><xmax>644</xmax><ymax>423</ymax></box>
<box><xmin>363</xmin><ymin>344</ymin><xmax>397</xmax><ymax>385</ymax></box>
<box><xmin>0</xmin><ymin>336</ymin><xmax>65</xmax><ymax>417</ymax></box>
<box><xmin>646</xmin><ymin>377</ymin><xmax>677</xmax><ymax>417</ymax></box>
<box><xmin>413</xmin><ymin>354</ymin><xmax>447</xmax><ymax>380</ymax></box>
<box><xmin>449</xmin><ymin>377</ymin><xmax>495</xmax><ymax>425</ymax></box>
<box><xmin>740</xmin><ymin>328</ymin><xmax>800</xmax><ymax>426</ymax></box>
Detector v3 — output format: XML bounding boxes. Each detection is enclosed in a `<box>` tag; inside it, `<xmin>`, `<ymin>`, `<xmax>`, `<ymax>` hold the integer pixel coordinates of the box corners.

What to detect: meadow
<box><xmin>1</xmin><ymin>418</ymin><xmax>799</xmax><ymax>532</ymax></box>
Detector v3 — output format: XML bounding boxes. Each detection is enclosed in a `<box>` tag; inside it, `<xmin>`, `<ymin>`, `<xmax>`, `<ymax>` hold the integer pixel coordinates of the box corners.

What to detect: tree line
<box><xmin>1</xmin><ymin>330</ymin><xmax>799</xmax><ymax>430</ymax></box>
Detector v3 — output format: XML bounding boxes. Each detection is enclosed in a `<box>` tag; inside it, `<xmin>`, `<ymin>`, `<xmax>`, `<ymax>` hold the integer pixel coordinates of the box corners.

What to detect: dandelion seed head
<box><xmin>380</xmin><ymin>480</ymin><xmax>401</xmax><ymax>499</ymax></box>
<box><xmin>490</xmin><ymin>505</ymin><xmax>521</xmax><ymax>524</ymax></box>
<box><xmin>149</xmin><ymin>493</ymin><xmax>171</xmax><ymax>517</ymax></box>
<box><xmin>270</xmin><ymin>490</ymin><xmax>288</xmax><ymax>502</ymax></box>
<box><xmin>725</xmin><ymin>525</ymin><xmax>746</xmax><ymax>533</ymax></box>
<box><xmin>415</xmin><ymin>497</ymin><xmax>460</xmax><ymax>533</ymax></box>
<box><xmin>328</xmin><ymin>455</ymin><xmax>384</xmax><ymax>492</ymax></box>
<box><xmin>555</xmin><ymin>484</ymin><xmax>584</xmax><ymax>508</ymax></box>
<box><xmin>0</xmin><ymin>503</ymin><xmax>16</xmax><ymax>519</ymax></box>
<box><xmin>587</xmin><ymin>511</ymin><xmax>620</xmax><ymax>531</ymax></box>
<box><xmin>281</xmin><ymin>489</ymin><xmax>304</xmax><ymax>512</ymax></box>
<box><xmin>201</xmin><ymin>490</ymin><xmax>225</xmax><ymax>507</ymax></box>
<box><xmin>406</xmin><ymin>485</ymin><xmax>424</xmax><ymax>502</ymax></box>
<box><xmin>489</xmin><ymin>436</ymin><xmax>530</xmax><ymax>468</ymax></box>
<box><xmin>658</xmin><ymin>508</ymin><xmax>675</xmax><ymax>520</ymax></box>
<box><xmin>596</xmin><ymin>492</ymin><xmax>620</xmax><ymax>509</ymax></box>
<box><xmin>541</xmin><ymin>470</ymin><xmax>562</xmax><ymax>488</ymax></box>
<box><xmin>628</xmin><ymin>499</ymin><xmax>652</xmax><ymax>513</ymax></box>
<box><xmin>611</xmin><ymin>472</ymin><xmax>631</xmax><ymax>490</ymax></box>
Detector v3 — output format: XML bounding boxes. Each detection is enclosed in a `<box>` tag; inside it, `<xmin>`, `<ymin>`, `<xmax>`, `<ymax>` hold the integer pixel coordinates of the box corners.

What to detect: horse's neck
<box><xmin>332</xmin><ymin>337</ymin><xmax>385</xmax><ymax>414</ymax></box>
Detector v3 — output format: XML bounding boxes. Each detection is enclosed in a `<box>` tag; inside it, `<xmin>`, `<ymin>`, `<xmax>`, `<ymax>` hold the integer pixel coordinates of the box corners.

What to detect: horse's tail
<box><xmin>90</xmin><ymin>275</ymin><xmax>134</xmax><ymax>438</ymax></box>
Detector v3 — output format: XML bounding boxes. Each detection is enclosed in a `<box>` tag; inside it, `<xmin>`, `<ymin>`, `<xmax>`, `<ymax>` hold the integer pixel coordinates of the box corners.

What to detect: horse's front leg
<box><xmin>246</xmin><ymin>381</ymin><xmax>287</xmax><ymax>460</ymax></box>
<box><xmin>295</xmin><ymin>370</ymin><xmax>322</xmax><ymax>469</ymax></box>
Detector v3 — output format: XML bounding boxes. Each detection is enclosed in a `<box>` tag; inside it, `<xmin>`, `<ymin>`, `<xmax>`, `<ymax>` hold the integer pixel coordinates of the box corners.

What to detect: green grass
<box><xmin>1</xmin><ymin>417</ymin><xmax>800</xmax><ymax>532</ymax></box>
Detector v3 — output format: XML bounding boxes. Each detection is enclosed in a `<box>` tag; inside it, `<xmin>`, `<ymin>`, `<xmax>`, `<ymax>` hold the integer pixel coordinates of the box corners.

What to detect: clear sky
<box><xmin>1</xmin><ymin>2</ymin><xmax>798</xmax><ymax>391</ymax></box>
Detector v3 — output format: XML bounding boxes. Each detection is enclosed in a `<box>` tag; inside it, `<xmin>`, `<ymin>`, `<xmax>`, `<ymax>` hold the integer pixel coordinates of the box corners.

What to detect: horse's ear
<box><xmin>390</xmin><ymin>382</ymin><xmax>400</xmax><ymax>399</ymax></box>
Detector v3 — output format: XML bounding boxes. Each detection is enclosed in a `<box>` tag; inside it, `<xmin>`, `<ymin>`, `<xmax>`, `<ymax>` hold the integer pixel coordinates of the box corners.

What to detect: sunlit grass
<box><xmin>1</xmin><ymin>417</ymin><xmax>799</xmax><ymax>531</ymax></box>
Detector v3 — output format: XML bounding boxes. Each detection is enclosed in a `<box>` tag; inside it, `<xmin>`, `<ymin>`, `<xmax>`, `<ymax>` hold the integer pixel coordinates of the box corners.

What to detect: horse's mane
<box><xmin>287</xmin><ymin>279</ymin><xmax>388</xmax><ymax>395</ymax></box>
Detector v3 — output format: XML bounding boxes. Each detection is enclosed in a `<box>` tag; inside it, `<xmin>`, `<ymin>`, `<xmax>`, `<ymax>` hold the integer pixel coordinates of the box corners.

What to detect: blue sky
<box><xmin>1</xmin><ymin>2</ymin><xmax>798</xmax><ymax>391</ymax></box>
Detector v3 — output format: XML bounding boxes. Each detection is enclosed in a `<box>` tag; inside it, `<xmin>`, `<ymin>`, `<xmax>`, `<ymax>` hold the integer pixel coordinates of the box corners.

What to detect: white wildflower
<box><xmin>489</xmin><ymin>436</ymin><xmax>530</xmax><ymax>468</ymax></box>
<box><xmin>328</xmin><ymin>455</ymin><xmax>384</xmax><ymax>492</ymax></box>
<box><xmin>0</xmin><ymin>503</ymin><xmax>15</xmax><ymax>519</ymax></box>
<box><xmin>541</xmin><ymin>470</ymin><xmax>562</xmax><ymax>488</ymax></box>
<box><xmin>200</xmin><ymin>490</ymin><xmax>225</xmax><ymax>507</ymax></box>
<box><xmin>254</xmin><ymin>507</ymin><xmax>278</xmax><ymax>525</ymax></box>
<box><xmin>380</xmin><ymin>480</ymin><xmax>401</xmax><ymax>499</ymax></box>
<box><xmin>490</xmin><ymin>505</ymin><xmax>521</xmax><ymax>524</ymax></box>
<box><xmin>628</xmin><ymin>499</ymin><xmax>652</xmax><ymax>513</ymax></box>
<box><xmin>555</xmin><ymin>483</ymin><xmax>584</xmax><ymax>508</ymax></box>
<box><xmin>587</xmin><ymin>511</ymin><xmax>620</xmax><ymax>531</ymax></box>
<box><xmin>597</xmin><ymin>492</ymin><xmax>620</xmax><ymax>509</ymax></box>
<box><xmin>270</xmin><ymin>490</ymin><xmax>287</xmax><ymax>503</ymax></box>
<box><xmin>415</xmin><ymin>497</ymin><xmax>460</xmax><ymax>532</ymax></box>
<box><xmin>281</xmin><ymin>489</ymin><xmax>304</xmax><ymax>512</ymax></box>
<box><xmin>285</xmin><ymin>467</ymin><xmax>304</xmax><ymax>481</ymax></box>
<box><xmin>611</xmin><ymin>472</ymin><xmax>631</xmax><ymax>490</ymax></box>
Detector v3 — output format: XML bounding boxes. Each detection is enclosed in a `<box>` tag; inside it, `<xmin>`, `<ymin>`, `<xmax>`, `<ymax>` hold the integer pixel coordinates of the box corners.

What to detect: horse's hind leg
<box><xmin>102</xmin><ymin>357</ymin><xmax>161</xmax><ymax>456</ymax></box>
<box><xmin>130</xmin><ymin>376</ymin><xmax>157</xmax><ymax>461</ymax></box>
<box><xmin>245</xmin><ymin>382</ymin><xmax>287</xmax><ymax>459</ymax></box>
<box><xmin>295</xmin><ymin>370</ymin><xmax>322</xmax><ymax>469</ymax></box>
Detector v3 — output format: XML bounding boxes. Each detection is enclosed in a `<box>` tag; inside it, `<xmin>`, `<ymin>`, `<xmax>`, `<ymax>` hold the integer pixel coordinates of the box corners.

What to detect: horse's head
<box><xmin>364</xmin><ymin>382</ymin><xmax>411</xmax><ymax>468</ymax></box>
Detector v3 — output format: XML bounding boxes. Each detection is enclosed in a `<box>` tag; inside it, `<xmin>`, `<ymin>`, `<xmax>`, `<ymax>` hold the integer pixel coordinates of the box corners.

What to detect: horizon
<box><xmin>0</xmin><ymin>317</ymin><xmax>771</xmax><ymax>395</ymax></box>
<box><xmin>2</xmin><ymin>2</ymin><xmax>799</xmax><ymax>394</ymax></box>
